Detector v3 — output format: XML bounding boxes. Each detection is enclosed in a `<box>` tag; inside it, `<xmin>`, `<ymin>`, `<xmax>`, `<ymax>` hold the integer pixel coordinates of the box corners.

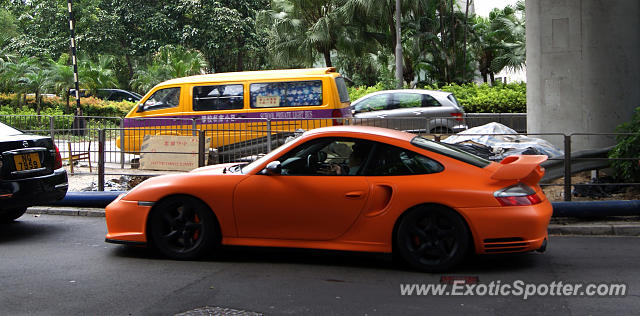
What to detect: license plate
<box><xmin>14</xmin><ymin>153</ymin><xmax>41</xmax><ymax>171</ymax></box>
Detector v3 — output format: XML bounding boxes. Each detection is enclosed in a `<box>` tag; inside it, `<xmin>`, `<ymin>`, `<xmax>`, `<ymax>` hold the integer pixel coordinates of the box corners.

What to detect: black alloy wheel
<box><xmin>148</xmin><ymin>196</ymin><xmax>217</xmax><ymax>260</ymax></box>
<box><xmin>396</xmin><ymin>206</ymin><xmax>470</xmax><ymax>272</ymax></box>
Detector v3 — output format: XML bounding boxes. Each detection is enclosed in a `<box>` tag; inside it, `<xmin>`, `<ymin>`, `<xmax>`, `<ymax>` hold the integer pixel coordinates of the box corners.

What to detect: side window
<box><xmin>423</xmin><ymin>95</ymin><xmax>441</xmax><ymax>107</ymax></box>
<box><xmin>108</xmin><ymin>91</ymin><xmax>132</xmax><ymax>102</ymax></box>
<box><xmin>394</xmin><ymin>93</ymin><xmax>422</xmax><ymax>109</ymax></box>
<box><xmin>277</xmin><ymin>138</ymin><xmax>374</xmax><ymax>176</ymax></box>
<box><xmin>367</xmin><ymin>143</ymin><xmax>444</xmax><ymax>176</ymax></box>
<box><xmin>250</xmin><ymin>80</ymin><xmax>323</xmax><ymax>108</ymax></box>
<box><xmin>193</xmin><ymin>84</ymin><xmax>244</xmax><ymax>111</ymax></box>
<box><xmin>140</xmin><ymin>87</ymin><xmax>180</xmax><ymax>112</ymax></box>
<box><xmin>353</xmin><ymin>94</ymin><xmax>389</xmax><ymax>113</ymax></box>
<box><xmin>335</xmin><ymin>77</ymin><xmax>350</xmax><ymax>103</ymax></box>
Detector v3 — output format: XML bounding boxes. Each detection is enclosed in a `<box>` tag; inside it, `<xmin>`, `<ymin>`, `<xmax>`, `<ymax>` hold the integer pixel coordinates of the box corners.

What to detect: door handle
<box><xmin>376</xmin><ymin>114</ymin><xmax>387</xmax><ymax>118</ymax></box>
<box><xmin>345</xmin><ymin>191</ymin><xmax>365</xmax><ymax>199</ymax></box>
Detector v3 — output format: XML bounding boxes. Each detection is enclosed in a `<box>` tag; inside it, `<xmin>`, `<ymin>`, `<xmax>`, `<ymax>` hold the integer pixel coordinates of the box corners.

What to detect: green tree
<box><xmin>79</xmin><ymin>55</ymin><xmax>118</xmax><ymax>94</ymax></box>
<box><xmin>260</xmin><ymin>0</ymin><xmax>348</xmax><ymax>67</ymax></box>
<box><xmin>131</xmin><ymin>45</ymin><xmax>208</xmax><ymax>93</ymax></box>
<box><xmin>48</xmin><ymin>54</ymin><xmax>76</xmax><ymax>113</ymax></box>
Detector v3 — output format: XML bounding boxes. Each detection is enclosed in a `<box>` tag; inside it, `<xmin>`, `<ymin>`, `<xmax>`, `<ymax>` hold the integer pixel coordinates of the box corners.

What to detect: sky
<box><xmin>473</xmin><ymin>0</ymin><xmax>520</xmax><ymax>17</ymax></box>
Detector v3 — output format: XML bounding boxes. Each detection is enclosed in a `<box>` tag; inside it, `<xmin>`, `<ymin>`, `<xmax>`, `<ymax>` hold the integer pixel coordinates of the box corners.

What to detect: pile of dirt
<box><xmin>542</xmin><ymin>171</ymin><xmax>640</xmax><ymax>201</ymax></box>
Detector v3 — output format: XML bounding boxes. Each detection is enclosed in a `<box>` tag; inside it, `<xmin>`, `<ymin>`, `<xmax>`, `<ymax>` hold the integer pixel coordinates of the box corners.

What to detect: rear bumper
<box><xmin>459</xmin><ymin>200</ymin><xmax>553</xmax><ymax>254</ymax></box>
<box><xmin>0</xmin><ymin>168</ymin><xmax>68</xmax><ymax>209</ymax></box>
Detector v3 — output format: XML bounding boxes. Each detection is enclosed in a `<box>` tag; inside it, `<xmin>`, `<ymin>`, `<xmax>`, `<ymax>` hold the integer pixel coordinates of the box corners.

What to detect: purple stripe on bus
<box><xmin>122</xmin><ymin>108</ymin><xmax>353</xmax><ymax>128</ymax></box>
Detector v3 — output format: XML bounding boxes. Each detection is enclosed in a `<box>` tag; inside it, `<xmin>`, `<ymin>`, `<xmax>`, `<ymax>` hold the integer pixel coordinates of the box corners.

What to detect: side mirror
<box><xmin>137</xmin><ymin>104</ymin><xmax>145</xmax><ymax>112</ymax></box>
<box><xmin>262</xmin><ymin>161</ymin><xmax>282</xmax><ymax>175</ymax></box>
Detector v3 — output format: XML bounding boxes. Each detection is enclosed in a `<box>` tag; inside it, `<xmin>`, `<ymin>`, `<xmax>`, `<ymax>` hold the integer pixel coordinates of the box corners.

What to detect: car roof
<box><xmin>303</xmin><ymin>126</ymin><xmax>416</xmax><ymax>142</ymax></box>
<box><xmin>158</xmin><ymin>68</ymin><xmax>339</xmax><ymax>86</ymax></box>
<box><xmin>353</xmin><ymin>89</ymin><xmax>452</xmax><ymax>101</ymax></box>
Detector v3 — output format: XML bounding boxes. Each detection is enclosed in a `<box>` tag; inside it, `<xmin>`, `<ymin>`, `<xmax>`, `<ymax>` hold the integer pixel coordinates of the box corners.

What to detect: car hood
<box><xmin>189</xmin><ymin>163</ymin><xmax>244</xmax><ymax>175</ymax></box>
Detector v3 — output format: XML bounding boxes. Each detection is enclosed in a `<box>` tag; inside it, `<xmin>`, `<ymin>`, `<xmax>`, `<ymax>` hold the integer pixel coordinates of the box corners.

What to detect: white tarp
<box><xmin>442</xmin><ymin>122</ymin><xmax>563</xmax><ymax>160</ymax></box>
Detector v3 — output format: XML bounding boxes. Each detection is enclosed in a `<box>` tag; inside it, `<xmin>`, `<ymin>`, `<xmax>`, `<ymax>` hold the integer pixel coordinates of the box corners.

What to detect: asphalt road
<box><xmin>1</xmin><ymin>215</ymin><xmax>639</xmax><ymax>316</ymax></box>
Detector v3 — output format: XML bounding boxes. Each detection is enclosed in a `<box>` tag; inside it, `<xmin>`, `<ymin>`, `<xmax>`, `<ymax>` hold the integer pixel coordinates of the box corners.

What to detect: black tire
<box><xmin>0</xmin><ymin>207</ymin><xmax>27</xmax><ymax>223</ymax></box>
<box><xmin>148</xmin><ymin>196</ymin><xmax>218</xmax><ymax>260</ymax></box>
<box><xmin>395</xmin><ymin>206</ymin><xmax>470</xmax><ymax>272</ymax></box>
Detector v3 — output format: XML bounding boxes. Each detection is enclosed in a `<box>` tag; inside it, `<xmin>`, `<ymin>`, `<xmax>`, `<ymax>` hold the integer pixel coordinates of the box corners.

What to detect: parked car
<box><xmin>105</xmin><ymin>125</ymin><xmax>551</xmax><ymax>271</ymax></box>
<box><xmin>70</xmin><ymin>88</ymin><xmax>143</xmax><ymax>102</ymax></box>
<box><xmin>0</xmin><ymin>122</ymin><xmax>68</xmax><ymax>222</ymax></box>
<box><xmin>351</xmin><ymin>89</ymin><xmax>468</xmax><ymax>133</ymax></box>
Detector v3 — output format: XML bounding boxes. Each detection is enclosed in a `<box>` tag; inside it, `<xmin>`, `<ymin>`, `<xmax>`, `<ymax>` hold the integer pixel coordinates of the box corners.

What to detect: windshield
<box><xmin>411</xmin><ymin>136</ymin><xmax>490</xmax><ymax>168</ymax></box>
<box><xmin>241</xmin><ymin>136</ymin><xmax>303</xmax><ymax>174</ymax></box>
<box><xmin>0</xmin><ymin>122</ymin><xmax>23</xmax><ymax>136</ymax></box>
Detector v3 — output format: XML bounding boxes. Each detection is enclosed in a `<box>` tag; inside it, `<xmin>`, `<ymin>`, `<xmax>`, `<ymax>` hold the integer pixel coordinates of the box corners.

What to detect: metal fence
<box><xmin>0</xmin><ymin>114</ymin><xmax>636</xmax><ymax>201</ymax></box>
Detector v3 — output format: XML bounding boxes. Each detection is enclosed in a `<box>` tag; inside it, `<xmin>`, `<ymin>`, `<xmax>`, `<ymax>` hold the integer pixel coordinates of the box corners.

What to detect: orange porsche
<box><xmin>105</xmin><ymin>126</ymin><xmax>552</xmax><ymax>271</ymax></box>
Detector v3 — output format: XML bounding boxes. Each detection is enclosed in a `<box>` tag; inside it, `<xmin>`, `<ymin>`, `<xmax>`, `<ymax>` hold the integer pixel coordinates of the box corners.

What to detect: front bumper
<box><xmin>460</xmin><ymin>200</ymin><xmax>553</xmax><ymax>254</ymax></box>
<box><xmin>0</xmin><ymin>168</ymin><xmax>68</xmax><ymax>209</ymax></box>
<box><xmin>105</xmin><ymin>194</ymin><xmax>151</xmax><ymax>244</ymax></box>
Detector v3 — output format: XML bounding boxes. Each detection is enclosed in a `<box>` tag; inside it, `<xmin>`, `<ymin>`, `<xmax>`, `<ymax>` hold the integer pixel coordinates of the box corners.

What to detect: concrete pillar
<box><xmin>526</xmin><ymin>0</ymin><xmax>640</xmax><ymax>151</ymax></box>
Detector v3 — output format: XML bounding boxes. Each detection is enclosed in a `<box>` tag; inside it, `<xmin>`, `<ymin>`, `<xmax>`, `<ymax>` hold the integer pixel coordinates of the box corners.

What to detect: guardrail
<box><xmin>0</xmin><ymin>114</ymin><xmax>637</xmax><ymax>201</ymax></box>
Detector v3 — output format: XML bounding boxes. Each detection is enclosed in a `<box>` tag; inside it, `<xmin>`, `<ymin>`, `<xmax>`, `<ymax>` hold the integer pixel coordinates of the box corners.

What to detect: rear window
<box><xmin>0</xmin><ymin>122</ymin><xmax>22</xmax><ymax>135</ymax></box>
<box><xmin>335</xmin><ymin>77</ymin><xmax>350</xmax><ymax>103</ymax></box>
<box><xmin>250</xmin><ymin>80</ymin><xmax>323</xmax><ymax>108</ymax></box>
<box><xmin>410</xmin><ymin>136</ymin><xmax>491</xmax><ymax>168</ymax></box>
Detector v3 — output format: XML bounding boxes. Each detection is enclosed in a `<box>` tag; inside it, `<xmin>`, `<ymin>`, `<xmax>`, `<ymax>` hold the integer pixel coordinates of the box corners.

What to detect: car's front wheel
<box><xmin>148</xmin><ymin>196</ymin><xmax>218</xmax><ymax>260</ymax></box>
<box><xmin>0</xmin><ymin>207</ymin><xmax>27</xmax><ymax>223</ymax></box>
<box><xmin>395</xmin><ymin>206</ymin><xmax>470</xmax><ymax>272</ymax></box>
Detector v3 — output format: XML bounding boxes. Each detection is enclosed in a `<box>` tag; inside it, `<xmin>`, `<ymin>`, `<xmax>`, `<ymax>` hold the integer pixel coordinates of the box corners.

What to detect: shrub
<box><xmin>609</xmin><ymin>106</ymin><xmax>640</xmax><ymax>182</ymax></box>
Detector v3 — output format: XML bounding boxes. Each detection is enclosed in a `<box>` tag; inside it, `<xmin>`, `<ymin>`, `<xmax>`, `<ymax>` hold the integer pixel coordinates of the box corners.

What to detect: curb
<box><xmin>548</xmin><ymin>224</ymin><xmax>640</xmax><ymax>236</ymax></box>
<box><xmin>27</xmin><ymin>207</ymin><xmax>105</xmax><ymax>217</ymax></box>
<box><xmin>25</xmin><ymin>206</ymin><xmax>640</xmax><ymax>237</ymax></box>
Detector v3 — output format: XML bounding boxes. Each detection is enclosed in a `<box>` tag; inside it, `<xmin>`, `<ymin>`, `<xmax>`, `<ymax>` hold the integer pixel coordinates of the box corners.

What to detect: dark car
<box><xmin>0</xmin><ymin>122</ymin><xmax>68</xmax><ymax>222</ymax></box>
<box><xmin>70</xmin><ymin>88</ymin><xmax>143</xmax><ymax>102</ymax></box>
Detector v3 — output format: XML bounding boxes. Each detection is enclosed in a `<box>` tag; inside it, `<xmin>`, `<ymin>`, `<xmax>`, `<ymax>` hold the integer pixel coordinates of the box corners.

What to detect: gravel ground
<box><xmin>65</xmin><ymin>162</ymin><xmax>181</xmax><ymax>192</ymax></box>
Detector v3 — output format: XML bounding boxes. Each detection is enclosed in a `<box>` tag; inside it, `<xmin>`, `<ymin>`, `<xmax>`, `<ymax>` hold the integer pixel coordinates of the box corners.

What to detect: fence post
<box><xmin>119</xmin><ymin>118</ymin><xmax>125</xmax><ymax>169</ymax></box>
<box><xmin>198</xmin><ymin>130</ymin><xmax>205</xmax><ymax>167</ymax></box>
<box><xmin>98</xmin><ymin>129</ymin><xmax>105</xmax><ymax>191</ymax></box>
<box><xmin>192</xmin><ymin>118</ymin><xmax>197</xmax><ymax>136</ymax></box>
<box><xmin>266</xmin><ymin>119</ymin><xmax>272</xmax><ymax>152</ymax></box>
<box><xmin>49</xmin><ymin>116</ymin><xmax>55</xmax><ymax>142</ymax></box>
<box><xmin>564</xmin><ymin>134</ymin><xmax>572</xmax><ymax>201</ymax></box>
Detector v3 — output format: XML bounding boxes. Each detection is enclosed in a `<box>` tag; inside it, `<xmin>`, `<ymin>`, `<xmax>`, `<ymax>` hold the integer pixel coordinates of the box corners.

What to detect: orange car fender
<box><xmin>122</xmin><ymin>173</ymin><xmax>243</xmax><ymax>237</ymax></box>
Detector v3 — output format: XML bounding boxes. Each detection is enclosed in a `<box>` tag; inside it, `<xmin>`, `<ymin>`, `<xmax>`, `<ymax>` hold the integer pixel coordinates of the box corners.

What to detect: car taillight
<box><xmin>54</xmin><ymin>144</ymin><xmax>63</xmax><ymax>169</ymax></box>
<box><xmin>332</xmin><ymin>109</ymin><xmax>344</xmax><ymax>126</ymax></box>
<box><xmin>494</xmin><ymin>183</ymin><xmax>542</xmax><ymax>206</ymax></box>
<box><xmin>450</xmin><ymin>112</ymin><xmax>464</xmax><ymax>122</ymax></box>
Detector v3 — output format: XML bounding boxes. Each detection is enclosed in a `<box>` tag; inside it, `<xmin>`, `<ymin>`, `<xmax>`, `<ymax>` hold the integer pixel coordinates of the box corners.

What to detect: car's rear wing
<box><xmin>491</xmin><ymin>155</ymin><xmax>548</xmax><ymax>184</ymax></box>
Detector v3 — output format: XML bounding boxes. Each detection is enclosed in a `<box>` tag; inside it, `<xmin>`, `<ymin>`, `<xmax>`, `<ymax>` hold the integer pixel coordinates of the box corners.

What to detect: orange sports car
<box><xmin>105</xmin><ymin>126</ymin><xmax>552</xmax><ymax>271</ymax></box>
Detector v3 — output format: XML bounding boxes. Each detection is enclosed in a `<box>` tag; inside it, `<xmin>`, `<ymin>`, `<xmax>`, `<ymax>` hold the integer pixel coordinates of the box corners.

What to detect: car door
<box><xmin>233</xmin><ymin>137</ymin><xmax>371</xmax><ymax>240</ymax></box>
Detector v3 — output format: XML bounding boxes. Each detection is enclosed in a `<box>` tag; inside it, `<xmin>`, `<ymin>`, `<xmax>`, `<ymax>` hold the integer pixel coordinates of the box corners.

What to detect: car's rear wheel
<box><xmin>148</xmin><ymin>196</ymin><xmax>218</xmax><ymax>260</ymax></box>
<box><xmin>0</xmin><ymin>207</ymin><xmax>27</xmax><ymax>223</ymax></box>
<box><xmin>395</xmin><ymin>206</ymin><xmax>470</xmax><ymax>272</ymax></box>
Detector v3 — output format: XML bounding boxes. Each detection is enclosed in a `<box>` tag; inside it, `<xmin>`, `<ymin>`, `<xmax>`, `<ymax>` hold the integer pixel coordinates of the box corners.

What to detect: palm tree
<box><xmin>79</xmin><ymin>55</ymin><xmax>118</xmax><ymax>95</ymax></box>
<box><xmin>47</xmin><ymin>55</ymin><xmax>75</xmax><ymax>113</ymax></box>
<box><xmin>259</xmin><ymin>0</ymin><xmax>346</xmax><ymax>67</ymax></box>
<box><xmin>19</xmin><ymin>63</ymin><xmax>50</xmax><ymax>116</ymax></box>
<box><xmin>490</xmin><ymin>1</ymin><xmax>526</xmax><ymax>73</ymax></box>
<box><xmin>471</xmin><ymin>2</ymin><xmax>526</xmax><ymax>84</ymax></box>
<box><xmin>131</xmin><ymin>45</ymin><xmax>208</xmax><ymax>93</ymax></box>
